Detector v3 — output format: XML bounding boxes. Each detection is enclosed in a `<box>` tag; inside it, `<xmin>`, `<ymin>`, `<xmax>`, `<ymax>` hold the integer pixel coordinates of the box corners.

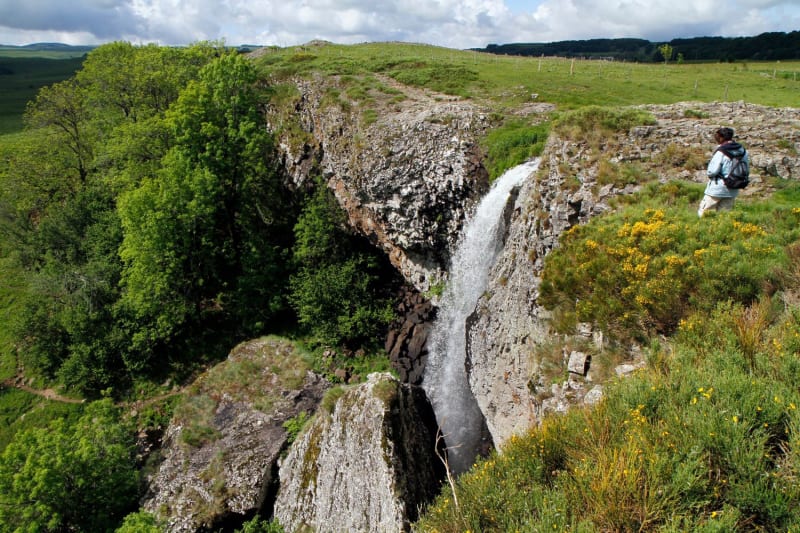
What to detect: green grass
<box><xmin>0</xmin><ymin>55</ymin><xmax>85</xmax><ymax>134</ymax></box>
<box><xmin>481</xmin><ymin>119</ymin><xmax>549</xmax><ymax>181</ymax></box>
<box><xmin>0</xmin><ymin>388</ymin><xmax>83</xmax><ymax>452</ymax></box>
<box><xmin>253</xmin><ymin>42</ymin><xmax>800</xmax><ymax>110</ymax></box>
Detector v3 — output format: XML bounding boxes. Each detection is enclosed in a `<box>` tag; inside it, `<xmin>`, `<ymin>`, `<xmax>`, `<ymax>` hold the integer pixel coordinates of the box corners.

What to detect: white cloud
<box><xmin>0</xmin><ymin>0</ymin><xmax>797</xmax><ymax>48</ymax></box>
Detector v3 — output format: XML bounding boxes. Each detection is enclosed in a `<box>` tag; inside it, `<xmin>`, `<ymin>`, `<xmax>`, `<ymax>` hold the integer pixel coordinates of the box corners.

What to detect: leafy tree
<box><xmin>8</xmin><ymin>43</ymin><xmax>233</xmax><ymax>388</ymax></box>
<box><xmin>0</xmin><ymin>399</ymin><xmax>138</xmax><ymax>532</ymax></box>
<box><xmin>657</xmin><ymin>43</ymin><xmax>674</xmax><ymax>64</ymax></box>
<box><xmin>118</xmin><ymin>51</ymin><xmax>292</xmax><ymax>364</ymax></box>
<box><xmin>24</xmin><ymin>78</ymin><xmax>94</xmax><ymax>184</ymax></box>
<box><xmin>289</xmin><ymin>181</ymin><xmax>395</xmax><ymax>347</ymax></box>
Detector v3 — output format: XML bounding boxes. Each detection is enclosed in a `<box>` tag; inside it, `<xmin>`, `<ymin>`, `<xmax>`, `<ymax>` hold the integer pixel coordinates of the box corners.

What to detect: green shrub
<box><xmin>553</xmin><ymin>105</ymin><xmax>656</xmax><ymax>141</ymax></box>
<box><xmin>289</xmin><ymin>179</ymin><xmax>397</xmax><ymax>348</ymax></box>
<box><xmin>481</xmin><ymin>120</ymin><xmax>549</xmax><ymax>181</ymax></box>
<box><xmin>540</xmin><ymin>181</ymin><xmax>800</xmax><ymax>342</ymax></box>
<box><xmin>283</xmin><ymin>411</ymin><xmax>311</xmax><ymax>444</ymax></box>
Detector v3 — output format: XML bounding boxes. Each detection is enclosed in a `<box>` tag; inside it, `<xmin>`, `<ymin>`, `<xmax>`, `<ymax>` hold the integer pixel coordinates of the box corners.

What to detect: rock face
<box><xmin>142</xmin><ymin>338</ymin><xmax>329</xmax><ymax>532</ymax></box>
<box><xmin>274</xmin><ymin>373</ymin><xmax>444</xmax><ymax>533</ymax></box>
<box><xmin>385</xmin><ymin>285</ymin><xmax>437</xmax><ymax>385</ymax></box>
<box><xmin>271</xmin><ymin>75</ymin><xmax>493</xmax><ymax>293</ymax></box>
<box><xmin>465</xmin><ymin>101</ymin><xmax>800</xmax><ymax>447</ymax></box>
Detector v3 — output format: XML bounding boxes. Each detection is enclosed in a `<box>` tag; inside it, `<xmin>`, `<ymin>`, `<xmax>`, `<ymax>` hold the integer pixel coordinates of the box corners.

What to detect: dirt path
<box><xmin>2</xmin><ymin>377</ymin><xmax>85</xmax><ymax>404</ymax></box>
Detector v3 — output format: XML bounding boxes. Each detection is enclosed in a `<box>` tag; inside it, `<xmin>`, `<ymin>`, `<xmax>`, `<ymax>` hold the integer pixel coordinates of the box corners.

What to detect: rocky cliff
<box><xmin>142</xmin><ymin>338</ymin><xmax>329</xmax><ymax>532</ymax></box>
<box><xmin>273</xmin><ymin>373</ymin><xmax>444</xmax><ymax>533</ymax></box>
<box><xmin>466</xmin><ymin>101</ymin><xmax>800</xmax><ymax>446</ymax></box>
<box><xmin>270</xmin><ymin>74</ymin><xmax>497</xmax><ymax>293</ymax></box>
<box><xmin>272</xmin><ymin>74</ymin><xmax>799</xmax><ymax>451</ymax></box>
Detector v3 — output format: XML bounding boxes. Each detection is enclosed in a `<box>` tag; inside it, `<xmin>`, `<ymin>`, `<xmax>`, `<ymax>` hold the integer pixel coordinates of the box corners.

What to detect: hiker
<box><xmin>697</xmin><ymin>127</ymin><xmax>749</xmax><ymax>217</ymax></box>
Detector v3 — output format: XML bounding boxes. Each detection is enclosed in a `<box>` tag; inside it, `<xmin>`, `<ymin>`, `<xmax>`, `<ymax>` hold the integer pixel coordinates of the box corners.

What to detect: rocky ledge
<box><xmin>274</xmin><ymin>373</ymin><xmax>444</xmax><ymax>533</ymax></box>
<box><xmin>466</xmin><ymin>101</ymin><xmax>800</xmax><ymax>447</ymax></box>
<box><xmin>142</xmin><ymin>338</ymin><xmax>329</xmax><ymax>532</ymax></box>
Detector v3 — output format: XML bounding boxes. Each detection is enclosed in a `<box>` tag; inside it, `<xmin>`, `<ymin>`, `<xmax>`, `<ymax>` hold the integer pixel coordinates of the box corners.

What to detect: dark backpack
<box><xmin>716</xmin><ymin>149</ymin><xmax>750</xmax><ymax>189</ymax></box>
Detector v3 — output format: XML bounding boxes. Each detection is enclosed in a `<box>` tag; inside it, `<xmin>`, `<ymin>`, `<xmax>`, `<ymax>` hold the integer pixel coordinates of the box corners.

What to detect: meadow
<box><xmin>254</xmin><ymin>42</ymin><xmax>800</xmax><ymax>109</ymax></box>
<box><xmin>0</xmin><ymin>53</ymin><xmax>86</xmax><ymax>134</ymax></box>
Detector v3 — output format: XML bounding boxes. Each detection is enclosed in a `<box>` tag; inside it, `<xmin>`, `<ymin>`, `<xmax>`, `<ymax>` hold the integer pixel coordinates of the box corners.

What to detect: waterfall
<box><xmin>422</xmin><ymin>159</ymin><xmax>539</xmax><ymax>474</ymax></box>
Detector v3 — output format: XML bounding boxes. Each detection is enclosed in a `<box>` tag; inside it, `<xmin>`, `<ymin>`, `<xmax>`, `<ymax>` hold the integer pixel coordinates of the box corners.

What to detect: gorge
<box><xmin>3</xmin><ymin>42</ymin><xmax>800</xmax><ymax>532</ymax></box>
<box><xmin>142</xmin><ymin>82</ymin><xmax>800</xmax><ymax>529</ymax></box>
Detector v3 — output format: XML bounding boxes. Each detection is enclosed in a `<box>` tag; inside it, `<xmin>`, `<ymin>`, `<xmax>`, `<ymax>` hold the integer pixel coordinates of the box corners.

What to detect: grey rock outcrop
<box><xmin>385</xmin><ymin>285</ymin><xmax>437</xmax><ymax>385</ymax></box>
<box><xmin>142</xmin><ymin>338</ymin><xmax>329</xmax><ymax>532</ymax></box>
<box><xmin>466</xmin><ymin>101</ymin><xmax>800</xmax><ymax>447</ymax></box>
<box><xmin>270</xmin><ymin>75</ymin><xmax>493</xmax><ymax>292</ymax></box>
<box><xmin>274</xmin><ymin>373</ymin><xmax>444</xmax><ymax>533</ymax></box>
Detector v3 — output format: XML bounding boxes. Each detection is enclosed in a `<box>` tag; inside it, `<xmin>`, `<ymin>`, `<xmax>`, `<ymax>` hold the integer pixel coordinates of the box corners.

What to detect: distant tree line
<box><xmin>478</xmin><ymin>31</ymin><xmax>800</xmax><ymax>62</ymax></box>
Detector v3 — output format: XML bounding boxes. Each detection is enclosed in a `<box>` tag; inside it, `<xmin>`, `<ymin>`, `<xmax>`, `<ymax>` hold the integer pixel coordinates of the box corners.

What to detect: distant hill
<box><xmin>476</xmin><ymin>31</ymin><xmax>800</xmax><ymax>62</ymax></box>
<box><xmin>0</xmin><ymin>43</ymin><xmax>96</xmax><ymax>53</ymax></box>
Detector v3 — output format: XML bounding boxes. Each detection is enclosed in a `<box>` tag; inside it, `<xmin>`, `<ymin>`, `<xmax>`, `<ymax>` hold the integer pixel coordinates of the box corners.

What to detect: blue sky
<box><xmin>0</xmin><ymin>0</ymin><xmax>797</xmax><ymax>49</ymax></box>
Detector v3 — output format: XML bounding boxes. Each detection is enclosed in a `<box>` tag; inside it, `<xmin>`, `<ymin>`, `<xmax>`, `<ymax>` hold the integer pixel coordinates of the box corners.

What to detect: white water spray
<box><xmin>423</xmin><ymin>159</ymin><xmax>539</xmax><ymax>474</ymax></box>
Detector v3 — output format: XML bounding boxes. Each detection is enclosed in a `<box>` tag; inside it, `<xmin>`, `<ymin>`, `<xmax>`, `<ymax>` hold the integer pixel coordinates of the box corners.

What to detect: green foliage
<box><xmin>235</xmin><ymin>516</ymin><xmax>285</xmax><ymax>533</ymax></box>
<box><xmin>0</xmin><ymin>399</ymin><xmax>138</xmax><ymax>532</ymax></box>
<box><xmin>417</xmin><ymin>297</ymin><xmax>800</xmax><ymax>532</ymax></box>
<box><xmin>15</xmin><ymin>180</ymin><xmax>128</xmax><ymax>394</ymax></box>
<box><xmin>289</xmin><ymin>180</ymin><xmax>396</xmax><ymax>348</ymax></box>
<box><xmin>115</xmin><ymin>510</ymin><xmax>163</xmax><ymax>533</ymax></box>
<box><xmin>283</xmin><ymin>411</ymin><xmax>311</xmax><ymax>444</ymax></box>
<box><xmin>0</xmin><ymin>388</ymin><xmax>82</xmax><ymax>452</ymax></box>
<box><xmin>539</xmin><ymin>181</ymin><xmax>800</xmax><ymax>342</ymax></box>
<box><xmin>481</xmin><ymin>120</ymin><xmax>549</xmax><ymax>181</ymax></box>
<box><xmin>117</xmin><ymin>51</ymin><xmax>292</xmax><ymax>367</ymax></box>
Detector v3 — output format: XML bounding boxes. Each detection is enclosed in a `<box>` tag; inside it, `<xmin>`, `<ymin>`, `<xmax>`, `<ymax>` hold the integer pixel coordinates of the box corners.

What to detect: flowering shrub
<box><xmin>539</xmin><ymin>181</ymin><xmax>800</xmax><ymax>342</ymax></box>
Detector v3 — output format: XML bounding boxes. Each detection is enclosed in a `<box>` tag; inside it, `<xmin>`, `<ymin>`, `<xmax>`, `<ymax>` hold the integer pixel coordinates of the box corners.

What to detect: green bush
<box><xmin>481</xmin><ymin>120</ymin><xmax>549</xmax><ymax>181</ymax></box>
<box><xmin>539</xmin><ymin>181</ymin><xmax>800</xmax><ymax>342</ymax></box>
<box><xmin>0</xmin><ymin>399</ymin><xmax>139</xmax><ymax>532</ymax></box>
<box><xmin>289</xmin><ymin>179</ymin><xmax>396</xmax><ymax>348</ymax></box>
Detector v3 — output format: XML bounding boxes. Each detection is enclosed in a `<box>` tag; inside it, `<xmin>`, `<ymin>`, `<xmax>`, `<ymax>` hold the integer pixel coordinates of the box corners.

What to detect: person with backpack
<box><xmin>697</xmin><ymin>127</ymin><xmax>750</xmax><ymax>217</ymax></box>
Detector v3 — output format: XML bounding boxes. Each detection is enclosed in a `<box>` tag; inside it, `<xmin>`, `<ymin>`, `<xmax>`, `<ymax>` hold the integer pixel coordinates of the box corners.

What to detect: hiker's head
<box><xmin>715</xmin><ymin>127</ymin><xmax>735</xmax><ymax>143</ymax></box>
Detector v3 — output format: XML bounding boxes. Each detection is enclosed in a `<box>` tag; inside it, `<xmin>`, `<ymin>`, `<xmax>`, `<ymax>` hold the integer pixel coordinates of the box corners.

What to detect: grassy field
<box><xmin>0</xmin><ymin>54</ymin><xmax>86</xmax><ymax>134</ymax></box>
<box><xmin>254</xmin><ymin>42</ymin><xmax>800</xmax><ymax>110</ymax></box>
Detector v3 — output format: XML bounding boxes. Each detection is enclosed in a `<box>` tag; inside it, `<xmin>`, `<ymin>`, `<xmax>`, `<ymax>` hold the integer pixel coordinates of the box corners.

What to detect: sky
<box><xmin>0</xmin><ymin>0</ymin><xmax>798</xmax><ymax>50</ymax></box>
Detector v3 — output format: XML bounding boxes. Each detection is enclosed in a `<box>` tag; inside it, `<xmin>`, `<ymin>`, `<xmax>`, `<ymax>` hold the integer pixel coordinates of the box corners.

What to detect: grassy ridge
<box><xmin>254</xmin><ymin>42</ymin><xmax>800</xmax><ymax>109</ymax></box>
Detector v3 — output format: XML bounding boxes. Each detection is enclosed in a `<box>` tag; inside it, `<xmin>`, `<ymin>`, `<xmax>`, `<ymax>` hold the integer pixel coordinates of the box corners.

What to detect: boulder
<box><xmin>142</xmin><ymin>338</ymin><xmax>329</xmax><ymax>532</ymax></box>
<box><xmin>274</xmin><ymin>373</ymin><xmax>444</xmax><ymax>533</ymax></box>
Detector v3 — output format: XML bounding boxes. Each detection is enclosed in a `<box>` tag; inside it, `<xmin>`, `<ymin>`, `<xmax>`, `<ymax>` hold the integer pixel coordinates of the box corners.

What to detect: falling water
<box><xmin>423</xmin><ymin>159</ymin><xmax>539</xmax><ymax>474</ymax></box>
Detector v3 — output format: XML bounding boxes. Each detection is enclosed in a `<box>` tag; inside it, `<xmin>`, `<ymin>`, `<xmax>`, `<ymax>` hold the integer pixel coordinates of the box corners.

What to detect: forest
<box><xmin>0</xmin><ymin>42</ymin><xmax>397</xmax><ymax>531</ymax></box>
<box><xmin>479</xmin><ymin>30</ymin><xmax>800</xmax><ymax>62</ymax></box>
